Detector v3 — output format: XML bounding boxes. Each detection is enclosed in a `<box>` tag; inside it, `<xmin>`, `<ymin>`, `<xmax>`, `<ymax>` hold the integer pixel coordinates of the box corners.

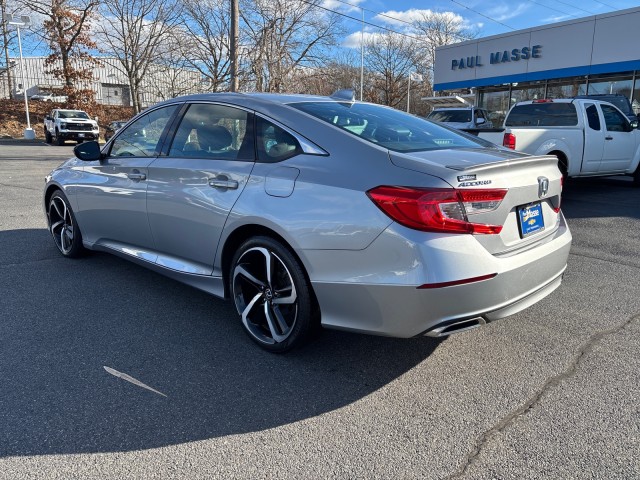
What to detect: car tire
<box><xmin>634</xmin><ymin>166</ymin><xmax>640</xmax><ymax>187</ymax></box>
<box><xmin>47</xmin><ymin>190</ymin><xmax>85</xmax><ymax>258</ymax></box>
<box><xmin>56</xmin><ymin>131</ymin><xmax>65</xmax><ymax>146</ymax></box>
<box><xmin>230</xmin><ymin>236</ymin><xmax>319</xmax><ymax>353</ymax></box>
<box><xmin>45</xmin><ymin>130</ymin><xmax>52</xmax><ymax>144</ymax></box>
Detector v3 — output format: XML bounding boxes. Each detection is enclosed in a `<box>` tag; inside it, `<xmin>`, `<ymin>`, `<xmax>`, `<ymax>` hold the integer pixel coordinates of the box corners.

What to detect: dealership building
<box><xmin>433</xmin><ymin>6</ymin><xmax>640</xmax><ymax>124</ymax></box>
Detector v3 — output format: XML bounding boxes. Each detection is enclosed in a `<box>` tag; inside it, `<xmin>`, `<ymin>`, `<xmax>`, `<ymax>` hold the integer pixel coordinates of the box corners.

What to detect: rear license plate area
<box><xmin>517</xmin><ymin>202</ymin><xmax>545</xmax><ymax>238</ymax></box>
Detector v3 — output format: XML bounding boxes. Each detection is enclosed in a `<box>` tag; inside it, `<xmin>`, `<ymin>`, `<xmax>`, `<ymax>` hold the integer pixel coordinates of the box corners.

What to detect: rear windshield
<box><xmin>427</xmin><ymin>110</ymin><xmax>472</xmax><ymax>123</ymax></box>
<box><xmin>289</xmin><ymin>102</ymin><xmax>485</xmax><ymax>153</ymax></box>
<box><xmin>506</xmin><ymin>103</ymin><xmax>578</xmax><ymax>127</ymax></box>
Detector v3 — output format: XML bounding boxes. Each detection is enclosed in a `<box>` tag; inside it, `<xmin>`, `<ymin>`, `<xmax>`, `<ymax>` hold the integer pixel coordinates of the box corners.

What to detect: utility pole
<box><xmin>1</xmin><ymin>0</ymin><xmax>12</xmax><ymax>99</ymax></box>
<box><xmin>230</xmin><ymin>0</ymin><xmax>239</xmax><ymax>92</ymax></box>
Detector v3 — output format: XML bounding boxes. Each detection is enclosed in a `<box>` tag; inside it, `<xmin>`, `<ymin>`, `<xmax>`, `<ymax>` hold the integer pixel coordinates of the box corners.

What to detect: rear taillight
<box><xmin>553</xmin><ymin>176</ymin><xmax>564</xmax><ymax>213</ymax></box>
<box><xmin>503</xmin><ymin>133</ymin><xmax>516</xmax><ymax>149</ymax></box>
<box><xmin>367</xmin><ymin>186</ymin><xmax>507</xmax><ymax>235</ymax></box>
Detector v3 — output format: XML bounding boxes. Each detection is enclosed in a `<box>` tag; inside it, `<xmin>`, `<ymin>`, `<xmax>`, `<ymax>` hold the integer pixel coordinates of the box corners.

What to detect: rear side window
<box><xmin>506</xmin><ymin>103</ymin><xmax>578</xmax><ymax>127</ymax></box>
<box><xmin>585</xmin><ymin>104</ymin><xmax>601</xmax><ymax>131</ymax></box>
<box><xmin>427</xmin><ymin>110</ymin><xmax>472</xmax><ymax>123</ymax></box>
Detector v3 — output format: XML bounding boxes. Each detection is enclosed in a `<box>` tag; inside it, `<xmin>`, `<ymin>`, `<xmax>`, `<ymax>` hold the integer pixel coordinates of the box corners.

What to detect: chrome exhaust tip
<box><xmin>424</xmin><ymin>317</ymin><xmax>486</xmax><ymax>337</ymax></box>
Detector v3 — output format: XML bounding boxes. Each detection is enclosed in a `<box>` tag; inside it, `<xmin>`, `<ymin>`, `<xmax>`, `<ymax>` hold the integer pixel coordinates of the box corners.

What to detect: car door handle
<box><xmin>605</xmin><ymin>136</ymin><xmax>613</xmax><ymax>140</ymax></box>
<box><xmin>127</xmin><ymin>171</ymin><xmax>147</xmax><ymax>181</ymax></box>
<box><xmin>209</xmin><ymin>177</ymin><xmax>238</xmax><ymax>189</ymax></box>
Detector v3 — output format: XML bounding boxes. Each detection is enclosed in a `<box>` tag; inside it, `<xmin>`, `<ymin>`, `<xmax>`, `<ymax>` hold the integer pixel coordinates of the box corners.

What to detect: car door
<box><xmin>580</xmin><ymin>103</ymin><xmax>605</xmax><ymax>173</ymax></box>
<box><xmin>146</xmin><ymin>103</ymin><xmax>255</xmax><ymax>275</ymax></box>
<box><xmin>599</xmin><ymin>103</ymin><xmax>636</xmax><ymax>173</ymax></box>
<box><xmin>74</xmin><ymin>104</ymin><xmax>180</xmax><ymax>255</ymax></box>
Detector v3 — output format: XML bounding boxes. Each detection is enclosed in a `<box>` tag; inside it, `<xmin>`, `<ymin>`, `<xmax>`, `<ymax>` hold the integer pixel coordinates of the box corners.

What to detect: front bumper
<box><xmin>60</xmin><ymin>131</ymin><xmax>98</xmax><ymax>141</ymax></box>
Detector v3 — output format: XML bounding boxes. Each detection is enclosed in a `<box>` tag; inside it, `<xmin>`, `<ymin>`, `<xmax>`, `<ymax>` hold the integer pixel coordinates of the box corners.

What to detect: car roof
<box><xmin>150</xmin><ymin>92</ymin><xmax>363</xmax><ymax>111</ymax></box>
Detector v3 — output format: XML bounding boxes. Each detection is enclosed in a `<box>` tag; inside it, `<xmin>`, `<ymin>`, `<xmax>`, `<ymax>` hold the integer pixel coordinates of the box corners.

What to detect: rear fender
<box><xmin>533</xmin><ymin>140</ymin><xmax>573</xmax><ymax>176</ymax></box>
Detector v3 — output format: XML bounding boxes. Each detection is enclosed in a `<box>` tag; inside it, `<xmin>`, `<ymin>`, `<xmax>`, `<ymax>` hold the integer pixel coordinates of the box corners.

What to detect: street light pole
<box><xmin>230</xmin><ymin>0</ymin><xmax>239</xmax><ymax>92</ymax></box>
<box><xmin>6</xmin><ymin>14</ymin><xmax>33</xmax><ymax>139</ymax></box>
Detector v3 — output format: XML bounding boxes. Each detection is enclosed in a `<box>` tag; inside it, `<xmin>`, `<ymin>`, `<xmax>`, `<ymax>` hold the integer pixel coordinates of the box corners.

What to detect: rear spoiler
<box><xmin>447</xmin><ymin>154</ymin><xmax>559</xmax><ymax>172</ymax></box>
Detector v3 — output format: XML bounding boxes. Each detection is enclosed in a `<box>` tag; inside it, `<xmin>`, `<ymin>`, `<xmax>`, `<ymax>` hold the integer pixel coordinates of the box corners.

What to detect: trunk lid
<box><xmin>390</xmin><ymin>148</ymin><xmax>564</xmax><ymax>255</ymax></box>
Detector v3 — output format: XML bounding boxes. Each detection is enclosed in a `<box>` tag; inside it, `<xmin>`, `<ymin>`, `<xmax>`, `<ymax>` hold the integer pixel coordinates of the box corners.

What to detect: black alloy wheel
<box><xmin>47</xmin><ymin>190</ymin><xmax>85</xmax><ymax>258</ymax></box>
<box><xmin>231</xmin><ymin>236</ymin><xmax>318</xmax><ymax>352</ymax></box>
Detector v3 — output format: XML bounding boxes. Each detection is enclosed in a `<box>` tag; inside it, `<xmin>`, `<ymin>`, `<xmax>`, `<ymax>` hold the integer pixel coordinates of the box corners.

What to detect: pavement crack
<box><xmin>447</xmin><ymin>313</ymin><xmax>640</xmax><ymax>479</ymax></box>
<box><xmin>0</xmin><ymin>182</ymin><xmax>41</xmax><ymax>192</ymax></box>
<box><xmin>569</xmin><ymin>251</ymin><xmax>640</xmax><ymax>270</ymax></box>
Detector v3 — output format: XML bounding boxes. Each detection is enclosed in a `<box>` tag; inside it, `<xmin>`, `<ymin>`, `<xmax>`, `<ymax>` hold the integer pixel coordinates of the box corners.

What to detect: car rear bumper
<box><xmin>306</xmin><ymin>213</ymin><xmax>572</xmax><ymax>338</ymax></box>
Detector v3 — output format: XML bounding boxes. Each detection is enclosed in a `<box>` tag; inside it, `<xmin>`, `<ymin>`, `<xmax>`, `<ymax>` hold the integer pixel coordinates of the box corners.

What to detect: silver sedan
<box><xmin>44</xmin><ymin>92</ymin><xmax>572</xmax><ymax>352</ymax></box>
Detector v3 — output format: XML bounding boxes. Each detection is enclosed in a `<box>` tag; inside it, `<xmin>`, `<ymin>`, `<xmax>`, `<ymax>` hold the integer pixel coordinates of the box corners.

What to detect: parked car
<box><xmin>44</xmin><ymin>109</ymin><xmax>100</xmax><ymax>145</ymax></box>
<box><xmin>44</xmin><ymin>92</ymin><xmax>572</xmax><ymax>352</ymax></box>
<box><xmin>104</xmin><ymin>120</ymin><xmax>127</xmax><ymax>141</ymax></box>
<box><xmin>572</xmin><ymin>94</ymin><xmax>638</xmax><ymax>124</ymax></box>
<box><xmin>426</xmin><ymin>107</ymin><xmax>494</xmax><ymax>130</ymax></box>
<box><xmin>476</xmin><ymin>98</ymin><xmax>640</xmax><ymax>183</ymax></box>
<box><xmin>30</xmin><ymin>92</ymin><xmax>68</xmax><ymax>102</ymax></box>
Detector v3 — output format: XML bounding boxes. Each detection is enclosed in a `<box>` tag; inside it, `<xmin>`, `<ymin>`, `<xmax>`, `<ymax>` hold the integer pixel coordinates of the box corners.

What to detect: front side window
<box><xmin>110</xmin><ymin>105</ymin><xmax>179</xmax><ymax>157</ymax></box>
<box><xmin>601</xmin><ymin>104</ymin><xmax>629</xmax><ymax>132</ymax></box>
<box><xmin>168</xmin><ymin>103</ymin><xmax>253</xmax><ymax>161</ymax></box>
<box><xmin>291</xmin><ymin>102</ymin><xmax>485</xmax><ymax>153</ymax></box>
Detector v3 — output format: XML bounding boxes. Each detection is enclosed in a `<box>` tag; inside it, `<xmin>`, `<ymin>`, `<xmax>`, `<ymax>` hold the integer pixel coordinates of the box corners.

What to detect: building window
<box><xmin>547</xmin><ymin>77</ymin><xmax>587</xmax><ymax>99</ymax></box>
<box><xmin>587</xmin><ymin>74</ymin><xmax>632</xmax><ymax>97</ymax></box>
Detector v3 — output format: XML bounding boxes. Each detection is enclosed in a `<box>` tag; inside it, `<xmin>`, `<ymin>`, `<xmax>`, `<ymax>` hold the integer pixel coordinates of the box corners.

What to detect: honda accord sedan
<box><xmin>44</xmin><ymin>91</ymin><xmax>572</xmax><ymax>352</ymax></box>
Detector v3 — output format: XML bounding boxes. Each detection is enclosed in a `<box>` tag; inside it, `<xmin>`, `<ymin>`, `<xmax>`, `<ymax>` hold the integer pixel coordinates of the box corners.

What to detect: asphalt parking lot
<box><xmin>0</xmin><ymin>142</ymin><xmax>638</xmax><ymax>479</ymax></box>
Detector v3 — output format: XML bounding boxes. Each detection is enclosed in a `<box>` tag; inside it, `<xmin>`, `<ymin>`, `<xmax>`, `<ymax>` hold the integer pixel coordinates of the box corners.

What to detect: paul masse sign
<box><xmin>451</xmin><ymin>45</ymin><xmax>542</xmax><ymax>70</ymax></box>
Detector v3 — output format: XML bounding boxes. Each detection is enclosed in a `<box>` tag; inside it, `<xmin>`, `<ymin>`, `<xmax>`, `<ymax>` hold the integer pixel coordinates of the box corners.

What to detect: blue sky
<box><xmin>330</xmin><ymin>0</ymin><xmax>640</xmax><ymax>46</ymax></box>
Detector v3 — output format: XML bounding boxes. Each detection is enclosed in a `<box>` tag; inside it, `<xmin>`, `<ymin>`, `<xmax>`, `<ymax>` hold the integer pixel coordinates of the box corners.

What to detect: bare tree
<box><xmin>21</xmin><ymin>0</ymin><xmax>98</xmax><ymax>90</ymax></box>
<box><xmin>412</xmin><ymin>11</ymin><xmax>477</xmax><ymax>81</ymax></box>
<box><xmin>174</xmin><ymin>0</ymin><xmax>230</xmax><ymax>92</ymax></box>
<box><xmin>364</xmin><ymin>32</ymin><xmax>418</xmax><ymax>109</ymax></box>
<box><xmin>96</xmin><ymin>0</ymin><xmax>181</xmax><ymax>113</ymax></box>
<box><xmin>241</xmin><ymin>0</ymin><xmax>343</xmax><ymax>92</ymax></box>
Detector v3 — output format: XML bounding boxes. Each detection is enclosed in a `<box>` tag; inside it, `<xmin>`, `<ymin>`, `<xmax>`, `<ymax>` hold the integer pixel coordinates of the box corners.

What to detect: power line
<box><xmin>525</xmin><ymin>0</ymin><xmax>580</xmax><ymax>19</ymax></box>
<box><xmin>299</xmin><ymin>0</ymin><xmax>425</xmax><ymax>42</ymax></box>
<box><xmin>448</xmin><ymin>0</ymin><xmax>516</xmax><ymax>31</ymax></box>
<box><xmin>549</xmin><ymin>0</ymin><xmax>596</xmax><ymax>16</ymax></box>
<box><xmin>328</xmin><ymin>0</ymin><xmax>473</xmax><ymax>42</ymax></box>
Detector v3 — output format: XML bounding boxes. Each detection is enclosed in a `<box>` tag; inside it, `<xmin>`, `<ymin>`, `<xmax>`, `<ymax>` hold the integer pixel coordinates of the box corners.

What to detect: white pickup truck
<box><xmin>44</xmin><ymin>109</ymin><xmax>100</xmax><ymax>146</ymax></box>
<box><xmin>474</xmin><ymin>99</ymin><xmax>640</xmax><ymax>184</ymax></box>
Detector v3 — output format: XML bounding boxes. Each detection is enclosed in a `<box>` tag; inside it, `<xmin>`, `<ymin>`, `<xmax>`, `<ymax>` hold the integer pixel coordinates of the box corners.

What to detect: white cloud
<box><xmin>342</xmin><ymin>30</ymin><xmax>383</xmax><ymax>48</ymax></box>
<box><xmin>321</xmin><ymin>0</ymin><xmax>365</xmax><ymax>14</ymax></box>
<box><xmin>486</xmin><ymin>3</ymin><xmax>531</xmax><ymax>22</ymax></box>
<box><xmin>373</xmin><ymin>9</ymin><xmax>465</xmax><ymax>27</ymax></box>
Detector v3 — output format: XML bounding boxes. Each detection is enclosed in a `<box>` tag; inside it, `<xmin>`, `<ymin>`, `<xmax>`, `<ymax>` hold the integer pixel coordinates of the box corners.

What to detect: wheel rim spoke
<box><xmin>52</xmin><ymin>198</ymin><xmax>64</xmax><ymax>218</ymax></box>
<box><xmin>50</xmin><ymin>220</ymin><xmax>63</xmax><ymax>234</ymax></box>
<box><xmin>233</xmin><ymin>265</ymin><xmax>265</xmax><ymax>289</ymax></box>
<box><xmin>241</xmin><ymin>292</ymin><xmax>264</xmax><ymax>327</ymax></box>
<box><xmin>273</xmin><ymin>286</ymin><xmax>297</xmax><ymax>305</ymax></box>
<box><xmin>264</xmin><ymin>302</ymin><xmax>288</xmax><ymax>343</ymax></box>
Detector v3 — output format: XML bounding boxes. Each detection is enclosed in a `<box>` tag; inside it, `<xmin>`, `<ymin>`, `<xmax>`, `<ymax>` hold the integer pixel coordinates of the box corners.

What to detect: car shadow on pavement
<box><xmin>0</xmin><ymin>229</ymin><xmax>442</xmax><ymax>457</ymax></box>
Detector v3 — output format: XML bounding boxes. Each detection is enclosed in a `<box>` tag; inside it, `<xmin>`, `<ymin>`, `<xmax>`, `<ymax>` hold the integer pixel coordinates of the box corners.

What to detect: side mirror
<box><xmin>45</xmin><ymin>115</ymin><xmax>51</xmax><ymax>121</ymax></box>
<box><xmin>476</xmin><ymin>118</ymin><xmax>486</xmax><ymax>125</ymax></box>
<box><xmin>74</xmin><ymin>141</ymin><xmax>102</xmax><ymax>161</ymax></box>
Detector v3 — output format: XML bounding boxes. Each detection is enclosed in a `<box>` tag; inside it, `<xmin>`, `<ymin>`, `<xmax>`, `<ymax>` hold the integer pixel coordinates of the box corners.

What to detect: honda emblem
<box><xmin>537</xmin><ymin>176</ymin><xmax>549</xmax><ymax>198</ymax></box>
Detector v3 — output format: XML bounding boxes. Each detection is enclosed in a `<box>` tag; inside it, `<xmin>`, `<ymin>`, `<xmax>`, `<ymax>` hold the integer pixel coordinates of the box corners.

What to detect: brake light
<box><xmin>532</xmin><ymin>99</ymin><xmax>554</xmax><ymax>103</ymax></box>
<box><xmin>553</xmin><ymin>176</ymin><xmax>564</xmax><ymax>213</ymax></box>
<box><xmin>503</xmin><ymin>133</ymin><xmax>516</xmax><ymax>149</ymax></box>
<box><xmin>367</xmin><ymin>186</ymin><xmax>507</xmax><ymax>235</ymax></box>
